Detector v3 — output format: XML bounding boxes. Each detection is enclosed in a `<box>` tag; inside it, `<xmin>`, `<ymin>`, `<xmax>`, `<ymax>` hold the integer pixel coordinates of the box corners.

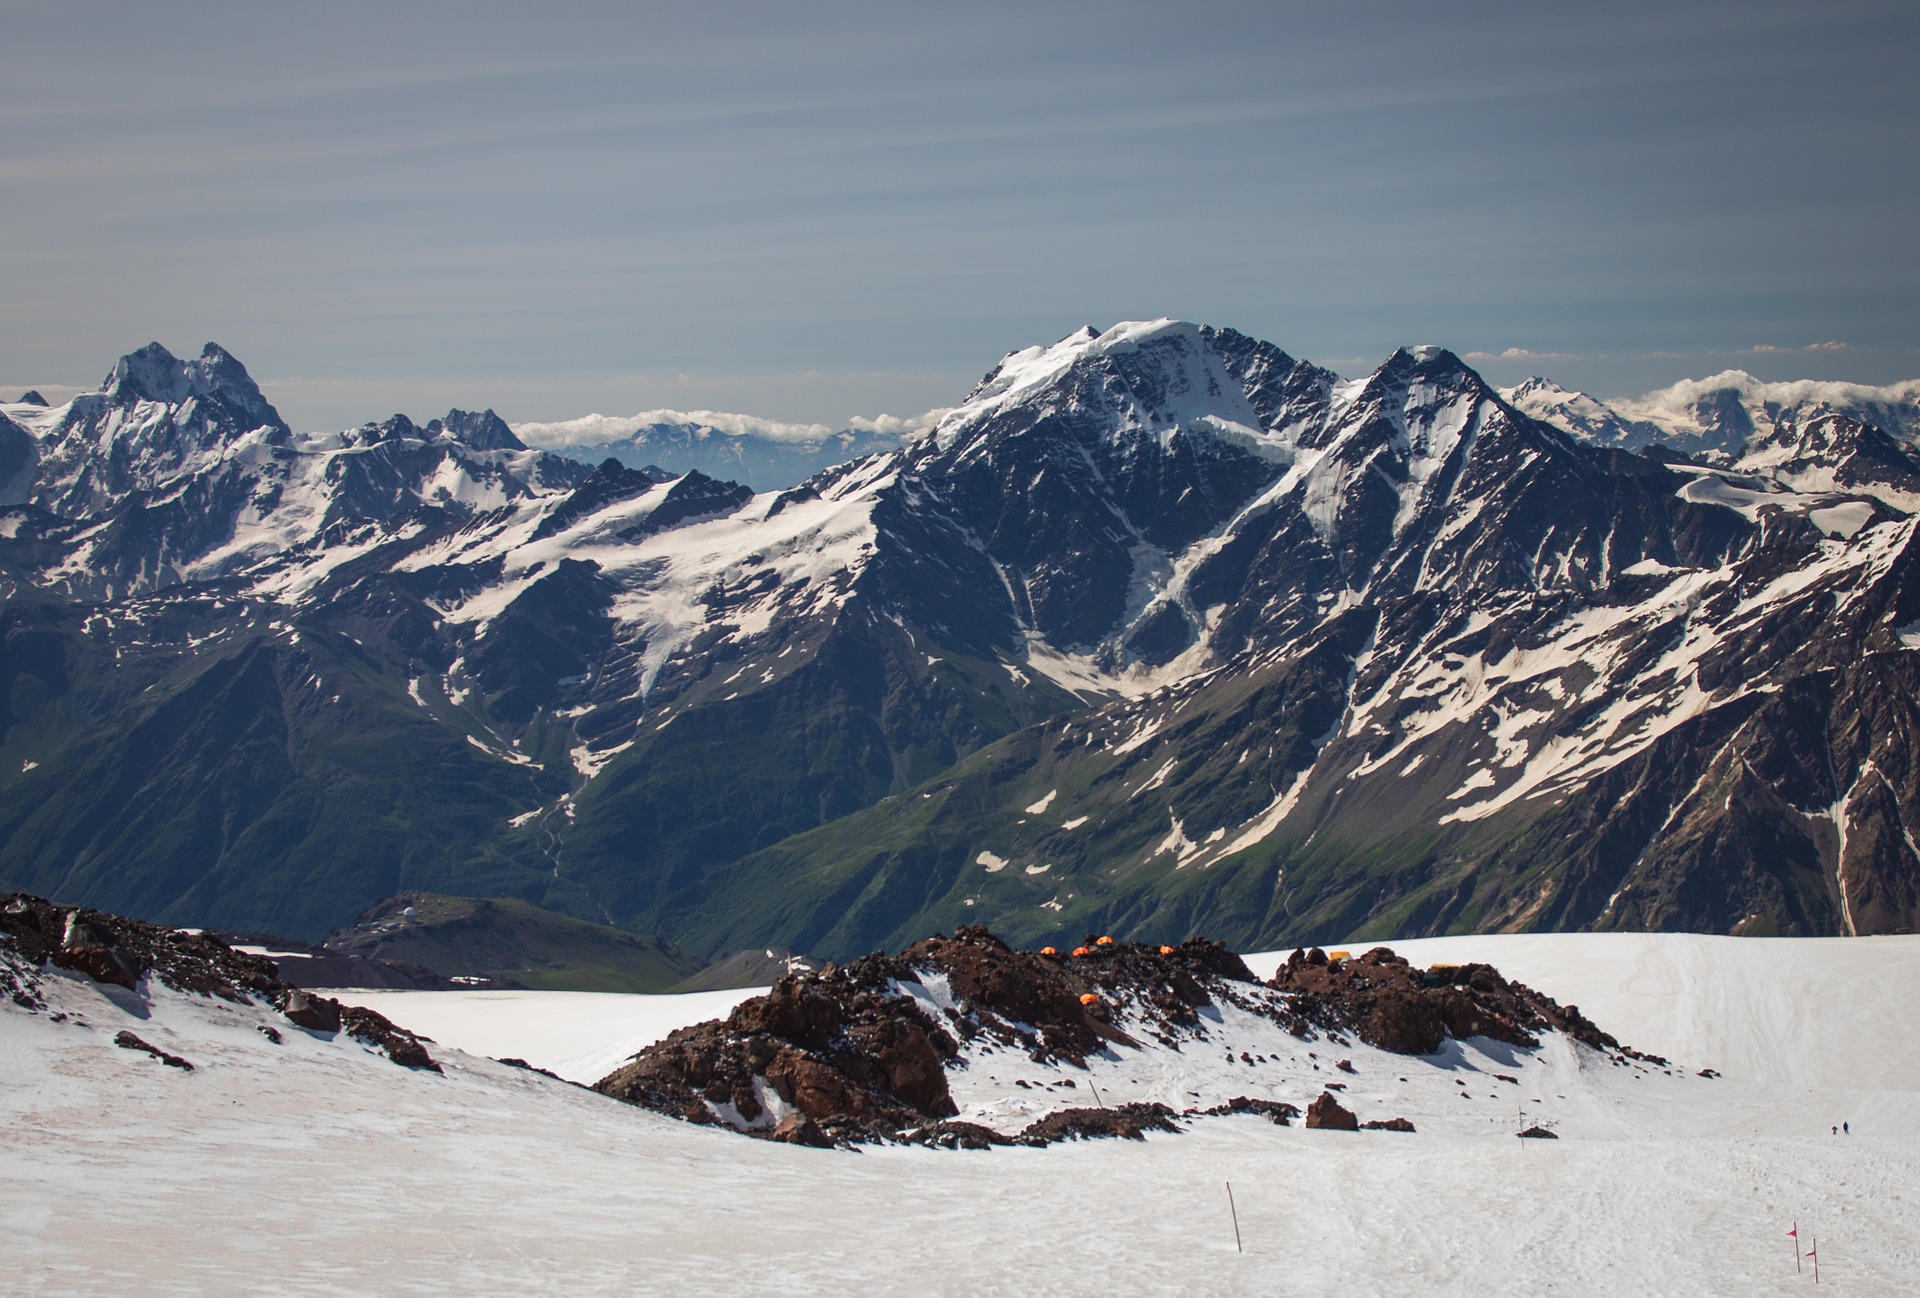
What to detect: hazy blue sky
<box><xmin>3</xmin><ymin>1</ymin><xmax>1916</xmax><ymax>430</ymax></box>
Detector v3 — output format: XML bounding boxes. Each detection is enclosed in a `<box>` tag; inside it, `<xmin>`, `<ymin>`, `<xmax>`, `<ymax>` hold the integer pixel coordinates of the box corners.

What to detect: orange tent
<box><xmin>1040</xmin><ymin>946</ymin><xmax>1058</xmax><ymax>956</ymax></box>
<box><xmin>1096</xmin><ymin>935</ymin><xmax>1115</xmax><ymax>946</ymax></box>
<box><xmin>1159</xmin><ymin>945</ymin><xmax>1175</xmax><ymax>955</ymax></box>
<box><xmin>1079</xmin><ymin>993</ymin><xmax>1099</xmax><ymax>1005</ymax></box>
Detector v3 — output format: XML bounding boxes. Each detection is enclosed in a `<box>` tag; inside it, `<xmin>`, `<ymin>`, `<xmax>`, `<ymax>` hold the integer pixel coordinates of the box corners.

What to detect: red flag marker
<box><xmin>1788</xmin><ymin>1222</ymin><xmax>1800</xmax><ymax>1272</ymax></box>
<box><xmin>1807</xmin><ymin>1232</ymin><xmax>1819</xmax><ymax>1285</ymax></box>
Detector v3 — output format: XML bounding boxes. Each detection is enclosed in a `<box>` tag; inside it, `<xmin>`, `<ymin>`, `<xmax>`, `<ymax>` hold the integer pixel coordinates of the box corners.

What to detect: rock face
<box><xmin>1305</xmin><ymin>1091</ymin><xmax>1359</xmax><ymax>1131</ymax></box>
<box><xmin>0</xmin><ymin>893</ymin><xmax>439</xmax><ymax>1072</ymax></box>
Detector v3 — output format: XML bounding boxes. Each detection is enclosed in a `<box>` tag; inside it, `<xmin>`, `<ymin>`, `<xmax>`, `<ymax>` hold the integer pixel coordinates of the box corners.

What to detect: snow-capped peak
<box><xmin>101</xmin><ymin>341</ymin><xmax>283</xmax><ymax>432</ymax></box>
<box><xmin>935</xmin><ymin>319</ymin><xmax>1272</xmax><ymax>450</ymax></box>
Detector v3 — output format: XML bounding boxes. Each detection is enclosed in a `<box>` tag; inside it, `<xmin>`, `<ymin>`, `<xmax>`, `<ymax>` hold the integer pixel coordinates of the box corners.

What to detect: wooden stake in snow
<box><xmin>1087</xmin><ymin>1078</ymin><xmax>1106</xmax><ymax>1108</ymax></box>
<box><xmin>1226</xmin><ymin>1181</ymin><xmax>1243</xmax><ymax>1254</ymax></box>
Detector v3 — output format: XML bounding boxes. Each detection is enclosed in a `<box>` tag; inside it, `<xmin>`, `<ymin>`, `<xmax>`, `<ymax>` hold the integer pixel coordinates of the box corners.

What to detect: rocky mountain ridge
<box><xmin>2</xmin><ymin>325</ymin><xmax>1917</xmax><ymax>951</ymax></box>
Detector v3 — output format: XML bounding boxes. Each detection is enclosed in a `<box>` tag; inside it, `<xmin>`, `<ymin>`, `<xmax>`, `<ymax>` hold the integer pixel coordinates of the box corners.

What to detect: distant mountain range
<box><xmin>1505</xmin><ymin>371</ymin><xmax>1920</xmax><ymax>458</ymax></box>
<box><xmin>512</xmin><ymin>409</ymin><xmax>936</xmax><ymax>489</ymax></box>
<box><xmin>2</xmin><ymin>327</ymin><xmax>1917</xmax><ymax>953</ymax></box>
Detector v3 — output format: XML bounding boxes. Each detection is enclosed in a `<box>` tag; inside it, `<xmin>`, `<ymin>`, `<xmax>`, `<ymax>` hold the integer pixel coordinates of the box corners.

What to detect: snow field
<box><xmin>3</xmin><ymin>934</ymin><xmax>1916</xmax><ymax>1295</ymax></box>
<box><xmin>333</xmin><ymin>985</ymin><xmax>761</xmax><ymax>1085</ymax></box>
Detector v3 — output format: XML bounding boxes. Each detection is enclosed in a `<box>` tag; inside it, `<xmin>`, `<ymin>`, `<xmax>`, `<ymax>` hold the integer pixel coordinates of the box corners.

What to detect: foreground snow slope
<box><xmin>7</xmin><ymin>933</ymin><xmax>1918</xmax><ymax>1296</ymax></box>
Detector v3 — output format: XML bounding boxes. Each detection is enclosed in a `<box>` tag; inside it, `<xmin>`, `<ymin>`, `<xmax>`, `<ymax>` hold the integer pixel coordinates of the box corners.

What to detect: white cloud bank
<box><xmin>513</xmin><ymin>406</ymin><xmax>950</xmax><ymax>447</ymax></box>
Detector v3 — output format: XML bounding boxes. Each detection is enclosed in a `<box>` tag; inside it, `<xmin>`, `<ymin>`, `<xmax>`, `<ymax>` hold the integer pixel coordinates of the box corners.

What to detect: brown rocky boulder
<box><xmin>765</xmin><ymin>1047</ymin><xmax>868</xmax><ymax>1121</ymax></box>
<box><xmin>55</xmin><ymin>914</ymin><xmax>143</xmax><ymax>989</ymax></box>
<box><xmin>1305</xmin><ymin>1091</ymin><xmax>1359</xmax><ymax>1130</ymax></box>
<box><xmin>279</xmin><ymin>988</ymin><xmax>344</xmax><ymax>1033</ymax></box>
<box><xmin>339</xmin><ymin>1006</ymin><xmax>442</xmax><ymax>1072</ymax></box>
<box><xmin>728</xmin><ymin>979</ymin><xmax>842</xmax><ymax>1045</ymax></box>
<box><xmin>849</xmin><ymin>1015</ymin><xmax>951</xmax><ymax>1114</ymax></box>
<box><xmin>768</xmin><ymin>1114</ymin><xmax>833</xmax><ymax>1148</ymax></box>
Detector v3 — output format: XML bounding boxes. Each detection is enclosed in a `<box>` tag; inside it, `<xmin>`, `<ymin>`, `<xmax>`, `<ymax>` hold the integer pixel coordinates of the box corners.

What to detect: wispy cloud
<box><xmin>1463</xmin><ymin>347</ymin><xmax>1577</xmax><ymax>362</ymax></box>
<box><xmin>1745</xmin><ymin>341</ymin><xmax>1850</xmax><ymax>355</ymax></box>
<box><xmin>514</xmin><ymin>406</ymin><xmax>949</xmax><ymax>447</ymax></box>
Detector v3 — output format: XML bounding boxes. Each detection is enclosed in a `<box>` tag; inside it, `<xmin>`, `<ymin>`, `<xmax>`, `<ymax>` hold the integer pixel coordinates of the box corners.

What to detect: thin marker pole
<box><xmin>1226</xmin><ymin>1181</ymin><xmax>1243</xmax><ymax>1254</ymax></box>
<box><xmin>1088</xmin><ymin>1078</ymin><xmax>1106</xmax><ymax>1108</ymax></box>
<box><xmin>1810</xmin><ymin>1231</ymin><xmax>1819</xmax><ymax>1285</ymax></box>
<box><xmin>1789</xmin><ymin>1221</ymin><xmax>1800</xmax><ymax>1272</ymax></box>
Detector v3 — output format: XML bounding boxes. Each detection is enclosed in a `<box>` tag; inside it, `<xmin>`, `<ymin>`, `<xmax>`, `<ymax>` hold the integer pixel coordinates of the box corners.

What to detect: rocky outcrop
<box><xmin>1014</xmin><ymin>1103</ymin><xmax>1181</xmax><ymax>1144</ymax></box>
<box><xmin>3</xmin><ymin>893</ymin><xmax>277</xmax><ymax>1002</ymax></box>
<box><xmin>595</xmin><ymin>969</ymin><xmax>962</xmax><ymax>1143</ymax></box>
<box><xmin>1</xmin><ymin>893</ymin><xmax>439</xmax><ymax>1072</ymax></box>
<box><xmin>595</xmin><ymin>925</ymin><xmax>1656</xmax><ymax>1148</ymax></box>
<box><xmin>1267</xmin><ymin>946</ymin><xmax>1664</xmax><ymax>1062</ymax></box>
<box><xmin>594</xmin><ymin>926</ymin><xmax>1261</xmax><ymax>1144</ymax></box>
<box><xmin>903</xmin><ymin>1119</ymin><xmax>1015</xmax><ymax>1150</ymax></box>
<box><xmin>1200</xmin><ymin>1095</ymin><xmax>1300</xmax><ymax>1125</ymax></box>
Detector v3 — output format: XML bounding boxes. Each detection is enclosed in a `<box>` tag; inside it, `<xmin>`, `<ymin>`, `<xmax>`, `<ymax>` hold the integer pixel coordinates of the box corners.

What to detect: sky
<box><xmin>2</xmin><ymin>0</ymin><xmax>1917</xmax><ymax>432</ymax></box>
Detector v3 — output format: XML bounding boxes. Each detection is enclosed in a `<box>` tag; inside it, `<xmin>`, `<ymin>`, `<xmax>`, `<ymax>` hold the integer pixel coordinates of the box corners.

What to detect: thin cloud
<box><xmin>1746</xmin><ymin>341</ymin><xmax>1850</xmax><ymax>355</ymax></box>
<box><xmin>1463</xmin><ymin>347</ymin><xmax>1577</xmax><ymax>362</ymax></box>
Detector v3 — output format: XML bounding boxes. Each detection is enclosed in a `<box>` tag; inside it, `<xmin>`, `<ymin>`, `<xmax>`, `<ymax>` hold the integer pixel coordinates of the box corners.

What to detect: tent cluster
<box><xmin>1055</xmin><ymin>936</ymin><xmax>1121</xmax><ymax>958</ymax></box>
<box><xmin>1039</xmin><ymin>937</ymin><xmax>1177</xmax><ymax>958</ymax></box>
